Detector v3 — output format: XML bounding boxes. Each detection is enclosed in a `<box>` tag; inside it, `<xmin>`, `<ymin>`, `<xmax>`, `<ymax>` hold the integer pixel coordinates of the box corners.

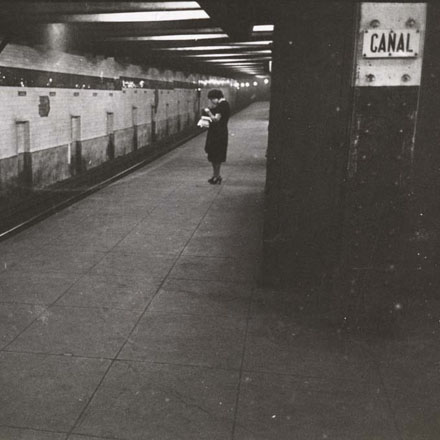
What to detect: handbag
<box><xmin>197</xmin><ymin>116</ymin><xmax>211</xmax><ymax>128</ymax></box>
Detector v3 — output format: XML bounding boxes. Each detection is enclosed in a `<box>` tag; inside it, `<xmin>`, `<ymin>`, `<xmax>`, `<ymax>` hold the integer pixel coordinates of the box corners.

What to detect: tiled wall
<box><xmin>0</xmin><ymin>42</ymin><xmax>244</xmax><ymax>194</ymax></box>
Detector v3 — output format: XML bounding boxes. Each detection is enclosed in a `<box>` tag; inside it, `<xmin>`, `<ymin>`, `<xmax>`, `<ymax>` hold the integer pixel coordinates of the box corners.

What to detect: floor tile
<box><xmin>90</xmin><ymin>252</ymin><xmax>176</xmax><ymax>278</ymax></box>
<box><xmin>69</xmin><ymin>436</ymin><xmax>108</xmax><ymax>440</ymax></box>
<box><xmin>118</xmin><ymin>312</ymin><xmax>247</xmax><ymax>369</ymax></box>
<box><xmin>183</xmin><ymin>233</ymin><xmax>261</xmax><ymax>258</ymax></box>
<box><xmin>210</xmin><ymin>211</ymin><xmax>262</xmax><ymax>228</ymax></box>
<box><xmin>115</xmin><ymin>227</ymin><xmax>194</xmax><ymax>255</ymax></box>
<box><xmin>40</xmin><ymin>232</ymin><xmax>126</xmax><ymax>253</ymax></box>
<box><xmin>379</xmin><ymin>357</ymin><xmax>440</xmax><ymax>408</ymax></box>
<box><xmin>169</xmin><ymin>255</ymin><xmax>256</xmax><ymax>282</ymax></box>
<box><xmin>0</xmin><ymin>303</ymin><xmax>44</xmax><ymax>348</ymax></box>
<box><xmin>250</xmin><ymin>286</ymin><xmax>328</xmax><ymax>319</ymax></box>
<box><xmin>395</xmin><ymin>407</ymin><xmax>440</xmax><ymax>440</ymax></box>
<box><xmin>234</xmin><ymin>372</ymin><xmax>398</xmax><ymax>440</ymax></box>
<box><xmin>133</xmin><ymin>219</ymin><xmax>197</xmax><ymax>234</ymax></box>
<box><xmin>0</xmin><ymin>272</ymin><xmax>79</xmax><ymax>305</ymax></box>
<box><xmin>0</xmin><ymin>427</ymin><xmax>66</xmax><ymax>440</ymax></box>
<box><xmin>243</xmin><ymin>315</ymin><xmax>374</xmax><ymax>380</ymax></box>
<box><xmin>65</xmin><ymin>213</ymin><xmax>141</xmax><ymax>232</ymax></box>
<box><xmin>0</xmin><ymin>252</ymin><xmax>27</xmax><ymax>273</ymax></box>
<box><xmin>56</xmin><ymin>273</ymin><xmax>161</xmax><ymax>310</ymax></box>
<box><xmin>149</xmin><ymin>278</ymin><xmax>252</xmax><ymax>317</ymax></box>
<box><xmin>148</xmin><ymin>206</ymin><xmax>208</xmax><ymax>227</ymax></box>
<box><xmin>74</xmin><ymin>361</ymin><xmax>238</xmax><ymax>440</ymax></box>
<box><xmin>0</xmin><ymin>352</ymin><xmax>109</xmax><ymax>432</ymax></box>
<box><xmin>68</xmin><ymin>437</ymin><xmax>103</xmax><ymax>440</ymax></box>
<box><xmin>16</xmin><ymin>251</ymin><xmax>106</xmax><ymax>275</ymax></box>
<box><xmin>142</xmin><ymin>210</ymin><xmax>202</xmax><ymax>228</ymax></box>
<box><xmin>8</xmin><ymin>306</ymin><xmax>142</xmax><ymax>357</ymax></box>
<box><xmin>0</xmin><ymin>239</ymin><xmax>41</xmax><ymax>257</ymax></box>
<box><xmin>1</xmin><ymin>226</ymin><xmax>62</xmax><ymax>249</ymax></box>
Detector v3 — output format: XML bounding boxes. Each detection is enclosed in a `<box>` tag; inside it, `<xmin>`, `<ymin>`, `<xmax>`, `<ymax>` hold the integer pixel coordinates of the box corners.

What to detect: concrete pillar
<box><xmin>106</xmin><ymin>112</ymin><xmax>115</xmax><ymax>160</ymax></box>
<box><xmin>16</xmin><ymin>120</ymin><xmax>32</xmax><ymax>190</ymax></box>
<box><xmin>402</xmin><ymin>5</ymin><xmax>440</xmax><ymax>309</ymax></box>
<box><xmin>263</xmin><ymin>2</ymin><xmax>357</xmax><ymax>287</ymax></box>
<box><xmin>70</xmin><ymin>115</ymin><xmax>82</xmax><ymax>175</ymax></box>
<box><xmin>263</xmin><ymin>2</ymin><xmax>432</xmax><ymax>329</ymax></box>
<box><xmin>339</xmin><ymin>3</ymin><xmax>427</xmax><ymax>329</ymax></box>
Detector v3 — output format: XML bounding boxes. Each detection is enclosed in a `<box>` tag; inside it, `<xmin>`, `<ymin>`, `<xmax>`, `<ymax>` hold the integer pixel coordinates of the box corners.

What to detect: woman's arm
<box><xmin>205</xmin><ymin>108</ymin><xmax>222</xmax><ymax>122</ymax></box>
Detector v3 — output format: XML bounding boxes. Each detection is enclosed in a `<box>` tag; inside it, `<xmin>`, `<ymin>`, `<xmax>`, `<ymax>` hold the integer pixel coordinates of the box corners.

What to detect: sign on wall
<box><xmin>356</xmin><ymin>3</ymin><xmax>427</xmax><ymax>87</ymax></box>
<box><xmin>362</xmin><ymin>29</ymin><xmax>420</xmax><ymax>58</ymax></box>
<box><xmin>38</xmin><ymin>96</ymin><xmax>50</xmax><ymax>117</ymax></box>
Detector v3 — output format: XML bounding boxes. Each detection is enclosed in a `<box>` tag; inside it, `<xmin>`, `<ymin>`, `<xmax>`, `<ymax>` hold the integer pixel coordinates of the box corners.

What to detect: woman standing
<box><xmin>203</xmin><ymin>89</ymin><xmax>230</xmax><ymax>184</ymax></box>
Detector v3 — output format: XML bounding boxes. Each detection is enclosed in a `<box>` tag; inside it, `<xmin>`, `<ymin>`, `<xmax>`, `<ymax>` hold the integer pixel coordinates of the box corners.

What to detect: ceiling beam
<box><xmin>1</xmin><ymin>2</ymin><xmax>203</xmax><ymax>15</ymax></box>
<box><xmin>0</xmin><ymin>36</ymin><xmax>11</xmax><ymax>54</ymax></box>
<box><xmin>76</xmin><ymin>21</ymin><xmax>215</xmax><ymax>38</ymax></box>
<box><xmin>197</xmin><ymin>0</ymin><xmax>254</xmax><ymax>41</ymax></box>
<box><xmin>203</xmin><ymin>57</ymin><xmax>272</xmax><ymax>62</ymax></box>
<box><xmin>151</xmin><ymin>41</ymin><xmax>273</xmax><ymax>51</ymax></box>
<box><xmin>181</xmin><ymin>50</ymin><xmax>272</xmax><ymax>58</ymax></box>
<box><xmin>0</xmin><ymin>9</ymin><xmax>210</xmax><ymax>24</ymax></box>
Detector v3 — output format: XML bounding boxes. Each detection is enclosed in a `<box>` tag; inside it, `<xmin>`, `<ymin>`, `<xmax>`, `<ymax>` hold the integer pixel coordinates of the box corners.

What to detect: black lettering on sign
<box><xmin>388</xmin><ymin>32</ymin><xmax>396</xmax><ymax>52</ymax></box>
<box><xmin>378</xmin><ymin>34</ymin><xmax>386</xmax><ymax>52</ymax></box>
<box><xmin>364</xmin><ymin>29</ymin><xmax>419</xmax><ymax>58</ymax></box>
<box><xmin>406</xmin><ymin>33</ymin><xmax>413</xmax><ymax>52</ymax></box>
<box><xmin>397</xmin><ymin>34</ymin><xmax>405</xmax><ymax>52</ymax></box>
<box><xmin>370</xmin><ymin>33</ymin><xmax>378</xmax><ymax>52</ymax></box>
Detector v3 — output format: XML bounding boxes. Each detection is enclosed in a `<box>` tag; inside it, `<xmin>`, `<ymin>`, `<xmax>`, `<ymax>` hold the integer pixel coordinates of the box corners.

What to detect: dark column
<box><xmin>16</xmin><ymin>121</ymin><xmax>32</xmax><ymax>191</ymax></box>
<box><xmin>263</xmin><ymin>2</ymin><xmax>357</xmax><ymax>287</ymax></box>
<box><xmin>132</xmin><ymin>106</ymin><xmax>138</xmax><ymax>151</ymax></box>
<box><xmin>337</xmin><ymin>4</ymin><xmax>427</xmax><ymax>330</ymax></box>
<box><xmin>264</xmin><ymin>2</ymin><xmax>432</xmax><ymax>333</ymax></box>
<box><xmin>403</xmin><ymin>5</ymin><xmax>440</xmax><ymax>308</ymax></box>
<box><xmin>106</xmin><ymin>112</ymin><xmax>115</xmax><ymax>160</ymax></box>
<box><xmin>71</xmin><ymin>115</ymin><xmax>82</xmax><ymax>175</ymax></box>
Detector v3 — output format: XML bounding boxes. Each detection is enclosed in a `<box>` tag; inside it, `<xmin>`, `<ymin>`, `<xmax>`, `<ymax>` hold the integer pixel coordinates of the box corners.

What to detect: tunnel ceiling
<box><xmin>0</xmin><ymin>1</ymin><xmax>275</xmax><ymax>79</ymax></box>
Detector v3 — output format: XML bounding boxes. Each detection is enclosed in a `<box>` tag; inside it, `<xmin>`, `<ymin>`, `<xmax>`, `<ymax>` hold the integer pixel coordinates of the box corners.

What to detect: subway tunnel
<box><xmin>1</xmin><ymin>2</ymin><xmax>440</xmax><ymax>439</ymax></box>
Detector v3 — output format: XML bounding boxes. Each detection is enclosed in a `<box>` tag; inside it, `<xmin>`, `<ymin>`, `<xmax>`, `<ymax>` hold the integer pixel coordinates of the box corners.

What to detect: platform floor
<box><xmin>0</xmin><ymin>102</ymin><xmax>435</xmax><ymax>440</ymax></box>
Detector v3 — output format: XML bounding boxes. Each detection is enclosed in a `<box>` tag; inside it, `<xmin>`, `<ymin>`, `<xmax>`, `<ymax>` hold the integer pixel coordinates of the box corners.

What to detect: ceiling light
<box><xmin>203</xmin><ymin>57</ymin><xmax>271</xmax><ymax>62</ymax></box>
<box><xmin>155</xmin><ymin>42</ymin><xmax>272</xmax><ymax>51</ymax></box>
<box><xmin>155</xmin><ymin>2</ymin><xmax>202</xmax><ymax>9</ymax></box>
<box><xmin>64</xmin><ymin>9</ymin><xmax>210</xmax><ymax>23</ymax></box>
<box><xmin>252</xmin><ymin>25</ymin><xmax>274</xmax><ymax>32</ymax></box>
<box><xmin>239</xmin><ymin>41</ymin><xmax>272</xmax><ymax>45</ymax></box>
<box><xmin>108</xmin><ymin>33</ymin><xmax>228</xmax><ymax>41</ymax></box>
<box><xmin>185</xmin><ymin>51</ymin><xmax>272</xmax><ymax>58</ymax></box>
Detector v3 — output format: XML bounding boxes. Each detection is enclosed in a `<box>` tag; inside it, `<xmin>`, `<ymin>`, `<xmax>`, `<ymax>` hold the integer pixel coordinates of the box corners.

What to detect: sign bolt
<box><xmin>406</xmin><ymin>18</ymin><xmax>416</xmax><ymax>28</ymax></box>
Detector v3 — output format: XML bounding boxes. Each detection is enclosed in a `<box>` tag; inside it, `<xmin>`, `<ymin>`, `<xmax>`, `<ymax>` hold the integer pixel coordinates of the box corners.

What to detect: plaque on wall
<box><xmin>39</xmin><ymin>95</ymin><xmax>50</xmax><ymax>117</ymax></box>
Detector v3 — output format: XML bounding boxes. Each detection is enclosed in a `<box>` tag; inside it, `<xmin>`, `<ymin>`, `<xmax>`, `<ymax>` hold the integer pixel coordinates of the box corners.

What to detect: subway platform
<box><xmin>0</xmin><ymin>102</ymin><xmax>436</xmax><ymax>440</ymax></box>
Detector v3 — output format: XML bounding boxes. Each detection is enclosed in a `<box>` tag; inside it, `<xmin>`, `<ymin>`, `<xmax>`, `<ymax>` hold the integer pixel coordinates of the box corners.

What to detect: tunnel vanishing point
<box><xmin>0</xmin><ymin>2</ymin><xmax>439</xmax><ymax>316</ymax></box>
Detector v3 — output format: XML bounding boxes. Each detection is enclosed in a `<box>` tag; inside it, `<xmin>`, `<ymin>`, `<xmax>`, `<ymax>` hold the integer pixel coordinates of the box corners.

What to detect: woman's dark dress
<box><xmin>204</xmin><ymin>100</ymin><xmax>230</xmax><ymax>163</ymax></box>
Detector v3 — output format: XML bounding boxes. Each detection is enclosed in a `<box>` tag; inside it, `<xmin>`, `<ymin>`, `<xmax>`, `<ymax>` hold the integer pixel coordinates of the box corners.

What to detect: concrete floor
<box><xmin>0</xmin><ymin>102</ymin><xmax>436</xmax><ymax>439</ymax></box>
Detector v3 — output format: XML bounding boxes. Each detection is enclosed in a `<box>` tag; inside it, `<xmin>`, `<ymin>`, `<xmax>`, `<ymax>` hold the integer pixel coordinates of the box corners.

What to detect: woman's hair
<box><xmin>207</xmin><ymin>89</ymin><xmax>224</xmax><ymax>100</ymax></box>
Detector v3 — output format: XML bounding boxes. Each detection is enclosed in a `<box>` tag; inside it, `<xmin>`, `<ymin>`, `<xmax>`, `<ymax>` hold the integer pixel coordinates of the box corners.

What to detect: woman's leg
<box><xmin>208</xmin><ymin>162</ymin><xmax>222</xmax><ymax>183</ymax></box>
<box><xmin>213</xmin><ymin>162</ymin><xmax>221</xmax><ymax>178</ymax></box>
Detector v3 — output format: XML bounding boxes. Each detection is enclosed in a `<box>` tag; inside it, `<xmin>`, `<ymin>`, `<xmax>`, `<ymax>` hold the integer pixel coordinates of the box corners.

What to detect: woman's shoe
<box><xmin>208</xmin><ymin>176</ymin><xmax>222</xmax><ymax>185</ymax></box>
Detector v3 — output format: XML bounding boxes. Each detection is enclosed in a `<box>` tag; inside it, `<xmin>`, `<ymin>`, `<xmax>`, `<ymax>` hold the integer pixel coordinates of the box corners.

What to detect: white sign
<box><xmin>362</xmin><ymin>29</ymin><xmax>420</xmax><ymax>58</ymax></box>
